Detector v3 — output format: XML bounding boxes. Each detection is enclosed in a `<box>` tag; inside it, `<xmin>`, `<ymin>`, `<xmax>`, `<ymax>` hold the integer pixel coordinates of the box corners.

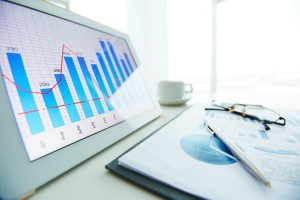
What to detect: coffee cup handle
<box><xmin>185</xmin><ymin>84</ymin><xmax>193</xmax><ymax>93</ymax></box>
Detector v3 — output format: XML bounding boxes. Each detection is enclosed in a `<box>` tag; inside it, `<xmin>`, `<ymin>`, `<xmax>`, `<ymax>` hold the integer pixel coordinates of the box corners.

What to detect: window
<box><xmin>167</xmin><ymin>0</ymin><xmax>300</xmax><ymax>106</ymax></box>
<box><xmin>216</xmin><ymin>0</ymin><xmax>300</xmax><ymax>105</ymax></box>
<box><xmin>167</xmin><ymin>0</ymin><xmax>212</xmax><ymax>94</ymax></box>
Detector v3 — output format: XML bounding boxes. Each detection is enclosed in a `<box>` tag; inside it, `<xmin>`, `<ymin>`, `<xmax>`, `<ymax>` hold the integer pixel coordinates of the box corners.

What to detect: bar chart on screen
<box><xmin>0</xmin><ymin>3</ymin><xmax>153</xmax><ymax>160</ymax></box>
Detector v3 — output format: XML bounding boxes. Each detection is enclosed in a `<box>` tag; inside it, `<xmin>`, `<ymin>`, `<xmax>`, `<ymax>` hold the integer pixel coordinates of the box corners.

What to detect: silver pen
<box><xmin>204</xmin><ymin>118</ymin><xmax>271</xmax><ymax>188</ymax></box>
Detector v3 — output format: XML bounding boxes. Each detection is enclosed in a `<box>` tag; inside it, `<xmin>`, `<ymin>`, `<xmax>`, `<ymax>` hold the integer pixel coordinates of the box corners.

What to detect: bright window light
<box><xmin>217</xmin><ymin>0</ymin><xmax>300</xmax><ymax>106</ymax></box>
<box><xmin>167</xmin><ymin>0</ymin><xmax>300</xmax><ymax>106</ymax></box>
<box><xmin>69</xmin><ymin>0</ymin><xmax>127</xmax><ymax>33</ymax></box>
<box><xmin>167</xmin><ymin>0</ymin><xmax>212</xmax><ymax>94</ymax></box>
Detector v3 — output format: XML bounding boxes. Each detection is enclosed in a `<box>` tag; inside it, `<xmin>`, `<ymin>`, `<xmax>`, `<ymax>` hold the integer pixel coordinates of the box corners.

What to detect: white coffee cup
<box><xmin>157</xmin><ymin>81</ymin><xmax>193</xmax><ymax>100</ymax></box>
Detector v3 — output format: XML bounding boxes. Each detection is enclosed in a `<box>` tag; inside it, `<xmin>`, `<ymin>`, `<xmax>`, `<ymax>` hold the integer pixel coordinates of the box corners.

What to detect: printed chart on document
<box><xmin>118</xmin><ymin>104</ymin><xmax>300</xmax><ymax>199</ymax></box>
<box><xmin>203</xmin><ymin>110</ymin><xmax>300</xmax><ymax>188</ymax></box>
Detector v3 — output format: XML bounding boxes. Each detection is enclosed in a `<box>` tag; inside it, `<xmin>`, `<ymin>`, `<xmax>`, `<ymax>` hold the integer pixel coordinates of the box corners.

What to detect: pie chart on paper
<box><xmin>180</xmin><ymin>135</ymin><xmax>236</xmax><ymax>165</ymax></box>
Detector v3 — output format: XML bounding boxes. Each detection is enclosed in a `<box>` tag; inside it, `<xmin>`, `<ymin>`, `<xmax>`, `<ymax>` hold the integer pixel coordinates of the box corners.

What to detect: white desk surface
<box><xmin>29</xmin><ymin>104</ymin><xmax>191</xmax><ymax>200</ymax></box>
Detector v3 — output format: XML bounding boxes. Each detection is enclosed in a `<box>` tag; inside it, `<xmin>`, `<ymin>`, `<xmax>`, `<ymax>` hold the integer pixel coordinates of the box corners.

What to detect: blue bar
<box><xmin>120</xmin><ymin>58</ymin><xmax>141</xmax><ymax>103</ymax></box>
<box><xmin>120</xmin><ymin>59</ymin><xmax>130</xmax><ymax>78</ymax></box>
<box><xmin>64</xmin><ymin>57</ymin><xmax>93</xmax><ymax>118</ymax></box>
<box><xmin>55</xmin><ymin>74</ymin><xmax>80</xmax><ymax>122</ymax></box>
<box><xmin>290</xmin><ymin>115</ymin><xmax>300</xmax><ymax>126</ymax></box>
<box><xmin>77</xmin><ymin>57</ymin><xmax>105</xmax><ymax>114</ymax></box>
<box><xmin>124</xmin><ymin>52</ymin><xmax>134</xmax><ymax>73</ymax></box>
<box><xmin>100</xmin><ymin>40</ymin><xmax>121</xmax><ymax>88</ymax></box>
<box><xmin>96</xmin><ymin>53</ymin><xmax>121</xmax><ymax>109</ymax></box>
<box><xmin>107</xmin><ymin>41</ymin><xmax>126</xmax><ymax>82</ymax></box>
<box><xmin>91</xmin><ymin>64</ymin><xmax>114</xmax><ymax>111</ymax></box>
<box><xmin>293</xmin><ymin>133</ymin><xmax>300</xmax><ymax>141</ymax></box>
<box><xmin>7</xmin><ymin>53</ymin><xmax>44</xmax><ymax>134</ymax></box>
<box><xmin>100</xmin><ymin>41</ymin><xmax>129</xmax><ymax>105</ymax></box>
<box><xmin>286</xmin><ymin>138</ymin><xmax>296</xmax><ymax>143</ymax></box>
<box><xmin>259</xmin><ymin>130</ymin><xmax>269</xmax><ymax>140</ymax></box>
<box><xmin>287</xmin><ymin>119</ymin><xmax>296</xmax><ymax>126</ymax></box>
<box><xmin>199</xmin><ymin>122</ymin><xmax>205</xmax><ymax>129</ymax></box>
<box><xmin>41</xmin><ymin>88</ymin><xmax>64</xmax><ymax>128</ymax></box>
<box><xmin>96</xmin><ymin>52</ymin><xmax>115</xmax><ymax>94</ymax></box>
<box><xmin>120</xmin><ymin>58</ymin><xmax>138</xmax><ymax>104</ymax></box>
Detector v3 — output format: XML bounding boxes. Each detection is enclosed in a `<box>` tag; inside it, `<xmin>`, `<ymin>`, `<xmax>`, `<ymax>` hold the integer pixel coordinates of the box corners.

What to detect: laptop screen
<box><xmin>0</xmin><ymin>0</ymin><xmax>154</xmax><ymax>161</ymax></box>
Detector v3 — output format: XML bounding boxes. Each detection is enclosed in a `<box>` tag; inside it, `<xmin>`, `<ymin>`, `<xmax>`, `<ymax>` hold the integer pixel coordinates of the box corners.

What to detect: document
<box><xmin>118</xmin><ymin>104</ymin><xmax>300</xmax><ymax>200</ymax></box>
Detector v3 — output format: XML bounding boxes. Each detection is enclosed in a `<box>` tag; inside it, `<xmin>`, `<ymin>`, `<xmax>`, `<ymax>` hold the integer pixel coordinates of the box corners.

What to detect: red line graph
<box><xmin>2</xmin><ymin>44</ymin><xmax>105</xmax><ymax>95</ymax></box>
<box><xmin>18</xmin><ymin>109</ymin><xmax>39</xmax><ymax>115</ymax></box>
<box><xmin>2</xmin><ymin>44</ymin><xmax>113</xmax><ymax>115</ymax></box>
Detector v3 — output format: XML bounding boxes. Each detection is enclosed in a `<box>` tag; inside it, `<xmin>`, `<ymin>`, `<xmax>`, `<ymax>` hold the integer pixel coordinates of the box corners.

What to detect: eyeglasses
<box><xmin>205</xmin><ymin>101</ymin><xmax>286</xmax><ymax>130</ymax></box>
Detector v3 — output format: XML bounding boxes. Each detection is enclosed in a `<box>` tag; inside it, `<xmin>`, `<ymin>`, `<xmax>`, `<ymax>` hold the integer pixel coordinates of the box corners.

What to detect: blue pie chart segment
<box><xmin>180</xmin><ymin>135</ymin><xmax>236</xmax><ymax>165</ymax></box>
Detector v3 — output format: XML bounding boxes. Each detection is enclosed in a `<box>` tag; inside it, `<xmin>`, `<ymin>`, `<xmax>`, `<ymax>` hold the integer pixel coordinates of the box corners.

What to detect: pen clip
<box><xmin>204</xmin><ymin>119</ymin><xmax>215</xmax><ymax>136</ymax></box>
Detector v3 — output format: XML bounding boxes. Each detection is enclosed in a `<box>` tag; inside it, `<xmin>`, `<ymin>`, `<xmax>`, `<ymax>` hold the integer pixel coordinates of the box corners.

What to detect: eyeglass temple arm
<box><xmin>205</xmin><ymin>108</ymin><xmax>259</xmax><ymax>120</ymax></box>
<box><xmin>205</xmin><ymin>108</ymin><xmax>278</xmax><ymax>131</ymax></box>
<box><xmin>204</xmin><ymin>108</ymin><xmax>228</xmax><ymax>112</ymax></box>
<box><xmin>224</xmin><ymin>111</ymin><xmax>272</xmax><ymax>131</ymax></box>
<box><xmin>262</xmin><ymin>123</ymin><xmax>270</xmax><ymax>130</ymax></box>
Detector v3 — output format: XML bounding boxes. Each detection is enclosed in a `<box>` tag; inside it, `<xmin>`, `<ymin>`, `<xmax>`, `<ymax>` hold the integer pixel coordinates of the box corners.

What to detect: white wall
<box><xmin>127</xmin><ymin>0</ymin><xmax>168</xmax><ymax>96</ymax></box>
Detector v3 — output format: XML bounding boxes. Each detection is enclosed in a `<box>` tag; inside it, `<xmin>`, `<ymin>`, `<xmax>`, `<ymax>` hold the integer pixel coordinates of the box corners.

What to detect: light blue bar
<box><xmin>96</xmin><ymin>52</ymin><xmax>115</xmax><ymax>94</ymax></box>
<box><xmin>290</xmin><ymin>115</ymin><xmax>300</xmax><ymax>126</ymax></box>
<box><xmin>259</xmin><ymin>130</ymin><xmax>269</xmax><ymax>140</ymax></box>
<box><xmin>64</xmin><ymin>56</ymin><xmax>93</xmax><ymax>118</ymax></box>
<box><xmin>100</xmin><ymin>40</ymin><xmax>121</xmax><ymax>88</ymax></box>
<box><xmin>124</xmin><ymin>52</ymin><xmax>134</xmax><ymax>73</ymax></box>
<box><xmin>293</xmin><ymin>133</ymin><xmax>300</xmax><ymax>141</ymax></box>
<box><xmin>120</xmin><ymin>59</ymin><xmax>130</xmax><ymax>77</ymax></box>
<box><xmin>287</xmin><ymin>119</ymin><xmax>296</xmax><ymax>126</ymax></box>
<box><xmin>55</xmin><ymin>74</ymin><xmax>80</xmax><ymax>122</ymax></box>
<box><xmin>96</xmin><ymin>53</ymin><xmax>122</xmax><ymax>108</ymax></box>
<box><xmin>77</xmin><ymin>57</ymin><xmax>104</xmax><ymax>114</ymax></box>
<box><xmin>7</xmin><ymin>52</ymin><xmax>44</xmax><ymax>134</ymax></box>
<box><xmin>103</xmin><ymin>43</ymin><xmax>131</xmax><ymax>105</ymax></box>
<box><xmin>120</xmin><ymin>59</ymin><xmax>138</xmax><ymax>104</ymax></box>
<box><xmin>105</xmin><ymin>43</ymin><xmax>133</xmax><ymax>109</ymax></box>
<box><xmin>91</xmin><ymin>64</ymin><xmax>114</xmax><ymax>111</ymax></box>
<box><xmin>120</xmin><ymin>58</ymin><xmax>140</xmax><ymax>103</ymax></box>
<box><xmin>41</xmin><ymin>88</ymin><xmax>64</xmax><ymax>128</ymax></box>
<box><xmin>287</xmin><ymin>138</ymin><xmax>296</xmax><ymax>143</ymax></box>
<box><xmin>107</xmin><ymin>41</ymin><xmax>126</xmax><ymax>82</ymax></box>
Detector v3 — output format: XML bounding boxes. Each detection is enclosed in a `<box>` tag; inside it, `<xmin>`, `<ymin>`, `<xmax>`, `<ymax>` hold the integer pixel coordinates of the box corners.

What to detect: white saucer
<box><xmin>158</xmin><ymin>95</ymin><xmax>192</xmax><ymax>106</ymax></box>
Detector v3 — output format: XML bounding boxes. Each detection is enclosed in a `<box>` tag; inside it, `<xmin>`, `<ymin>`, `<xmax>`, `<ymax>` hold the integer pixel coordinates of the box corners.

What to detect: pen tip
<box><xmin>266</xmin><ymin>182</ymin><xmax>272</xmax><ymax>188</ymax></box>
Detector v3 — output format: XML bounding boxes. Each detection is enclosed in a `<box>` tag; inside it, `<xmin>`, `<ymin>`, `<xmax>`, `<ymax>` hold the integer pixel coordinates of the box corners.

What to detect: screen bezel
<box><xmin>0</xmin><ymin>1</ymin><xmax>161</xmax><ymax>199</ymax></box>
